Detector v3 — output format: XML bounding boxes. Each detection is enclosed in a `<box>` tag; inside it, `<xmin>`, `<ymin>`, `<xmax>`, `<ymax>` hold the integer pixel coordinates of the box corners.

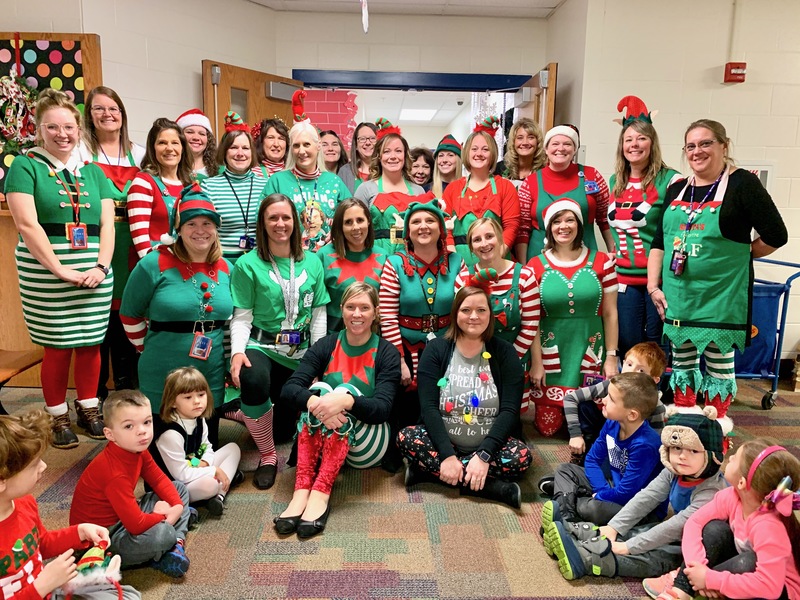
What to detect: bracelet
<box><xmin>648</xmin><ymin>287</ymin><xmax>660</xmax><ymax>296</ymax></box>
<box><xmin>94</xmin><ymin>263</ymin><xmax>109</xmax><ymax>276</ymax></box>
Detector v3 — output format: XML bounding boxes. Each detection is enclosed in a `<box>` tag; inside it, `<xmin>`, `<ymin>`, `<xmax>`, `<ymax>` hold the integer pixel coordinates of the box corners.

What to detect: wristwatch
<box><xmin>606</xmin><ymin>349</ymin><xmax>618</xmax><ymax>357</ymax></box>
<box><xmin>477</xmin><ymin>450</ymin><xmax>492</xmax><ymax>463</ymax></box>
<box><xmin>94</xmin><ymin>263</ymin><xmax>110</xmax><ymax>275</ymax></box>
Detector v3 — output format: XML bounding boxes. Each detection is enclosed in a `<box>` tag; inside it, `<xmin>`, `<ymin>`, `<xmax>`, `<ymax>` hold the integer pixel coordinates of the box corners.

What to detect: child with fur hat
<box><xmin>543</xmin><ymin>406</ymin><xmax>728</xmax><ymax>586</ymax></box>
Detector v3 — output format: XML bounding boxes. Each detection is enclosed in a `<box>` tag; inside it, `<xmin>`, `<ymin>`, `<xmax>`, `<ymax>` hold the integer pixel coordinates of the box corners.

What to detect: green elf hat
<box><xmin>224</xmin><ymin>110</ymin><xmax>249</xmax><ymax>133</ymax></box>
<box><xmin>660</xmin><ymin>405</ymin><xmax>724</xmax><ymax>480</ymax></box>
<box><xmin>161</xmin><ymin>183</ymin><xmax>221</xmax><ymax>245</ymax></box>
<box><xmin>614</xmin><ymin>95</ymin><xmax>656</xmax><ymax>127</ymax></box>
<box><xmin>473</xmin><ymin>115</ymin><xmax>501</xmax><ymax>137</ymax></box>
<box><xmin>375</xmin><ymin>117</ymin><xmax>402</xmax><ymax>141</ymax></box>
<box><xmin>402</xmin><ymin>198</ymin><xmax>447</xmax><ymax>243</ymax></box>
<box><xmin>435</xmin><ymin>134</ymin><xmax>461</xmax><ymax>158</ymax></box>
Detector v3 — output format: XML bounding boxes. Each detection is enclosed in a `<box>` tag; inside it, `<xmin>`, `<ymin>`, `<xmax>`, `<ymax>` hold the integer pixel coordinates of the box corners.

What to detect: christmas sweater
<box><xmin>0</xmin><ymin>495</ymin><xmax>85</xmax><ymax>600</ymax></box>
<box><xmin>318</xmin><ymin>242</ymin><xmax>388</xmax><ymax>332</ymax></box>
<box><xmin>127</xmin><ymin>172</ymin><xmax>185</xmax><ymax>258</ymax></box>
<box><xmin>261</xmin><ymin>170</ymin><xmax>352</xmax><ymax>252</ymax></box>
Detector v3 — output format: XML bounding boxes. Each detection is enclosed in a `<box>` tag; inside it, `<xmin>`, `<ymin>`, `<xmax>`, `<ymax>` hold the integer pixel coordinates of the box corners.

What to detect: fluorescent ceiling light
<box><xmin>399</xmin><ymin>109</ymin><xmax>437</xmax><ymax>121</ymax></box>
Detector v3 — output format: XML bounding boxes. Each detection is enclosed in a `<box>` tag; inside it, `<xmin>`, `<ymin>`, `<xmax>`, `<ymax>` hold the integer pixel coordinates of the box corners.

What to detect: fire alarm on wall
<box><xmin>724</xmin><ymin>62</ymin><xmax>747</xmax><ymax>83</ymax></box>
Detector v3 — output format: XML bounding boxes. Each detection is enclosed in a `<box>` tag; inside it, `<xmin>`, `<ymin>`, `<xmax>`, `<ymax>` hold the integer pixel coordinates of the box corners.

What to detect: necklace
<box><xmin>186</xmin><ymin>263</ymin><xmax>216</xmax><ymax>321</ymax></box>
<box><xmin>99</xmin><ymin>141</ymin><xmax>124</xmax><ymax>167</ymax></box>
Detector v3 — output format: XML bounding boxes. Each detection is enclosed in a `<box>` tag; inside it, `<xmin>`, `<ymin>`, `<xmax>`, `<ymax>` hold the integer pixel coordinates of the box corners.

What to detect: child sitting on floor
<box><xmin>654</xmin><ymin>438</ymin><xmax>800</xmax><ymax>600</ymax></box>
<box><xmin>543</xmin><ymin>406</ymin><xmax>727</xmax><ymax>584</ymax></box>
<box><xmin>69</xmin><ymin>390</ymin><xmax>193</xmax><ymax>579</ymax></box>
<box><xmin>540</xmin><ymin>372</ymin><xmax>663</xmax><ymax>528</ymax></box>
<box><xmin>151</xmin><ymin>367</ymin><xmax>242</xmax><ymax>516</ymax></box>
<box><xmin>0</xmin><ymin>409</ymin><xmax>140</xmax><ymax>599</ymax></box>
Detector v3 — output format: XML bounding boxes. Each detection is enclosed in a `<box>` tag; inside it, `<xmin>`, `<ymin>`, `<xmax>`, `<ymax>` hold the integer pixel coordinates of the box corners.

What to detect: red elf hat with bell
<box><xmin>375</xmin><ymin>117</ymin><xmax>402</xmax><ymax>141</ymax></box>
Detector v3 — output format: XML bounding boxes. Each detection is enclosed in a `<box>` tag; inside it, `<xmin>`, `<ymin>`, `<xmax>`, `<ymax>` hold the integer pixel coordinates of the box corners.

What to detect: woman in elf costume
<box><xmin>201</xmin><ymin>111</ymin><xmax>261</xmax><ymax>263</ymax></box>
<box><xmin>529</xmin><ymin>199</ymin><xmax>619</xmax><ymax>437</ymax></box>
<box><xmin>120</xmin><ymin>185</ymin><xmax>233</xmax><ymax>445</ymax></box>
<box><xmin>443</xmin><ymin>116</ymin><xmax>520</xmax><ymax>269</ymax></box>
<box><xmin>262</xmin><ymin>91</ymin><xmax>351</xmax><ymax>252</ymax></box>
<box><xmin>81</xmin><ymin>86</ymin><xmax>145</xmax><ymax>400</ymax></box>
<box><xmin>127</xmin><ymin>118</ymin><xmax>195</xmax><ymax>258</ymax></box>
<box><xmin>608</xmin><ymin>96</ymin><xmax>681</xmax><ymax>356</ymax></box>
<box><xmin>319</xmin><ymin>198</ymin><xmax>388</xmax><ymax>333</ymax></box>
<box><xmin>176</xmin><ymin>108</ymin><xmax>218</xmax><ymax>183</ymax></box>
<box><xmin>515</xmin><ymin>125</ymin><xmax>614</xmax><ymax>262</ymax></box>
<box><xmin>251</xmin><ymin>117</ymin><xmax>289</xmax><ymax>180</ymax></box>
<box><xmin>647</xmin><ymin>120</ymin><xmax>786</xmax><ymax>431</ymax></box>
<box><xmin>455</xmin><ymin>217</ymin><xmax>540</xmax><ymax>414</ymax></box>
<box><xmin>431</xmin><ymin>134</ymin><xmax>462</xmax><ymax>200</ymax></box>
<box><xmin>354</xmin><ymin>119</ymin><xmax>429</xmax><ymax>254</ymax></box>
<box><xmin>5</xmin><ymin>88</ymin><xmax>114</xmax><ymax>448</ymax></box>
<box><xmin>228</xmin><ymin>193</ymin><xmax>330</xmax><ymax>490</ymax></box>
<box><xmin>276</xmin><ymin>283</ymin><xmax>401</xmax><ymax>538</ymax></box>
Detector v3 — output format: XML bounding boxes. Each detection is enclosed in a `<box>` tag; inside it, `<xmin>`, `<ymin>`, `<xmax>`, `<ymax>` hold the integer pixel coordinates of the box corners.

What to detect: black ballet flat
<box><xmin>296</xmin><ymin>505</ymin><xmax>331</xmax><ymax>539</ymax></box>
<box><xmin>273</xmin><ymin>514</ymin><xmax>302</xmax><ymax>535</ymax></box>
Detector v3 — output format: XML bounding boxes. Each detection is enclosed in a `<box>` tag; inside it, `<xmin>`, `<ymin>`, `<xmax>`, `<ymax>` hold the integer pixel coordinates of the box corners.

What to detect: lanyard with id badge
<box><xmin>269</xmin><ymin>255</ymin><xmax>305</xmax><ymax>356</ymax></box>
<box><xmin>53</xmin><ymin>164</ymin><xmax>89</xmax><ymax>249</ymax></box>
<box><xmin>225</xmin><ymin>173</ymin><xmax>256</xmax><ymax>250</ymax></box>
<box><xmin>670</xmin><ymin>171</ymin><xmax>723</xmax><ymax>277</ymax></box>
<box><xmin>187</xmin><ymin>265</ymin><xmax>218</xmax><ymax>361</ymax></box>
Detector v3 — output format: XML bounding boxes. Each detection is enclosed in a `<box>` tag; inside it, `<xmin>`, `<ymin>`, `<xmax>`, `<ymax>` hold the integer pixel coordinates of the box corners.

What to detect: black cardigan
<box><xmin>416</xmin><ymin>336</ymin><xmax>523</xmax><ymax>460</ymax></box>
<box><xmin>280</xmin><ymin>332</ymin><xmax>401</xmax><ymax>425</ymax></box>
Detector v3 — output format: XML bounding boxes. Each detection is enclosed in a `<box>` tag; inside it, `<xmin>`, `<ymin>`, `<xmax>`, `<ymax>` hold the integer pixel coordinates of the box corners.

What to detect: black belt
<box><xmin>149</xmin><ymin>320</ymin><xmax>225</xmax><ymax>333</ymax></box>
<box><xmin>664</xmin><ymin>318</ymin><xmax>747</xmax><ymax>331</ymax></box>
<box><xmin>40</xmin><ymin>223</ymin><xmax>100</xmax><ymax>237</ymax></box>
<box><xmin>453</xmin><ymin>235</ymin><xmax>467</xmax><ymax>245</ymax></box>
<box><xmin>250</xmin><ymin>325</ymin><xmax>307</xmax><ymax>345</ymax></box>
<box><xmin>375</xmin><ymin>230</ymin><xmax>391</xmax><ymax>239</ymax></box>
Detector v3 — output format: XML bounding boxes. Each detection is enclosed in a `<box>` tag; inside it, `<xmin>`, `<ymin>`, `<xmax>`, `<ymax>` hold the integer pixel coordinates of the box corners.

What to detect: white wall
<box><xmin>545</xmin><ymin>0</ymin><xmax>588</xmax><ymax>127</ymax></box>
<box><xmin>401</xmin><ymin>126</ymin><xmax>448</xmax><ymax>150</ymax></box>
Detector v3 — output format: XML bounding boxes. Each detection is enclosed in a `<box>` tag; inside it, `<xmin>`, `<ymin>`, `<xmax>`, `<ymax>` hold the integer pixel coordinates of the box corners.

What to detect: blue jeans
<box><xmin>616</xmin><ymin>283</ymin><xmax>667</xmax><ymax>357</ymax></box>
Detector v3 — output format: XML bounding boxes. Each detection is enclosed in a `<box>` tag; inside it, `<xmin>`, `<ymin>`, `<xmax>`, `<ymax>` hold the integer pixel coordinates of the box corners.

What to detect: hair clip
<box><xmin>760</xmin><ymin>475</ymin><xmax>800</xmax><ymax>516</ymax></box>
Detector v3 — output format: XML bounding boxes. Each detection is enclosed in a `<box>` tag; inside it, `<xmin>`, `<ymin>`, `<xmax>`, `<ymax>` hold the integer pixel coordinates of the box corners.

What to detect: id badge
<box><xmin>670</xmin><ymin>249</ymin><xmax>688</xmax><ymax>276</ymax></box>
<box><xmin>66</xmin><ymin>223</ymin><xmax>88</xmax><ymax>249</ymax></box>
<box><xmin>421</xmin><ymin>313</ymin><xmax>439</xmax><ymax>333</ymax></box>
<box><xmin>389</xmin><ymin>226</ymin><xmax>402</xmax><ymax>245</ymax></box>
<box><xmin>189</xmin><ymin>332</ymin><xmax>212</xmax><ymax>360</ymax></box>
<box><xmin>275</xmin><ymin>330</ymin><xmax>302</xmax><ymax>345</ymax></box>
<box><xmin>585</xmin><ymin>180</ymin><xmax>599</xmax><ymax>194</ymax></box>
<box><xmin>239</xmin><ymin>235</ymin><xmax>255</xmax><ymax>250</ymax></box>
<box><xmin>583</xmin><ymin>373</ymin><xmax>606</xmax><ymax>388</ymax></box>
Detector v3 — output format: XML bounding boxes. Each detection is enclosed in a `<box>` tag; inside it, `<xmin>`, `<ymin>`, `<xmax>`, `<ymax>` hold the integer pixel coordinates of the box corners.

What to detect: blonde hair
<box><xmin>613</xmin><ymin>120</ymin><xmax>672</xmax><ymax>197</ymax></box>
<box><xmin>0</xmin><ymin>409</ymin><xmax>51</xmax><ymax>480</ymax></box>
<box><xmin>103</xmin><ymin>389</ymin><xmax>151</xmax><ymax>425</ymax></box>
<box><xmin>341</xmin><ymin>282</ymin><xmax>380</xmax><ymax>333</ymax></box>
<box><xmin>503</xmin><ymin>118</ymin><xmax>545</xmax><ymax>179</ymax></box>
<box><xmin>432</xmin><ymin>153</ymin><xmax>463</xmax><ymax>199</ymax></box>
<box><xmin>34</xmin><ymin>88</ymin><xmax>82</xmax><ymax>144</ymax></box>
<box><xmin>462</xmin><ymin>131</ymin><xmax>499</xmax><ymax>173</ymax></box>
<box><xmin>466</xmin><ymin>217</ymin><xmax>506</xmax><ymax>256</ymax></box>
<box><xmin>160</xmin><ymin>367</ymin><xmax>214</xmax><ymax>421</ymax></box>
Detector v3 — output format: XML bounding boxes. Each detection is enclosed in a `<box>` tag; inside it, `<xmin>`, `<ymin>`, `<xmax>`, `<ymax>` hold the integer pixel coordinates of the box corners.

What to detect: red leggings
<box><xmin>41</xmin><ymin>346</ymin><xmax>102</xmax><ymax>408</ymax></box>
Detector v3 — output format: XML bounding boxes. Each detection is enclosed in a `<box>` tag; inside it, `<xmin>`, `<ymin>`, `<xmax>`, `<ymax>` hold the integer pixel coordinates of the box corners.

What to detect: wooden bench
<box><xmin>0</xmin><ymin>348</ymin><xmax>44</xmax><ymax>415</ymax></box>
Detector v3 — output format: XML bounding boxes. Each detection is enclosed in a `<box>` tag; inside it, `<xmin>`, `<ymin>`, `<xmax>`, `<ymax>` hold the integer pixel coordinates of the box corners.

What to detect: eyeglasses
<box><xmin>684</xmin><ymin>140</ymin><xmax>717</xmax><ymax>153</ymax></box>
<box><xmin>357</xmin><ymin>136</ymin><xmax>377</xmax><ymax>144</ymax></box>
<box><xmin>42</xmin><ymin>123</ymin><xmax>78</xmax><ymax>135</ymax></box>
<box><xmin>90</xmin><ymin>106</ymin><xmax>121</xmax><ymax>115</ymax></box>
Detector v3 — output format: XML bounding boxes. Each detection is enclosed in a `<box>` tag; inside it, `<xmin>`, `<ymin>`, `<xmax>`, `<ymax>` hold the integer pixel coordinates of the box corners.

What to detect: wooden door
<box><xmin>201</xmin><ymin>60</ymin><xmax>303</xmax><ymax>140</ymax></box>
<box><xmin>516</xmin><ymin>62</ymin><xmax>557</xmax><ymax>132</ymax></box>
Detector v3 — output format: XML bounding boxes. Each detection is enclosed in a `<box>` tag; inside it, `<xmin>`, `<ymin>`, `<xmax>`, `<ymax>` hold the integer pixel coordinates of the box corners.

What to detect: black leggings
<box><xmin>239</xmin><ymin>349</ymin><xmax>297</xmax><ymax>443</ymax></box>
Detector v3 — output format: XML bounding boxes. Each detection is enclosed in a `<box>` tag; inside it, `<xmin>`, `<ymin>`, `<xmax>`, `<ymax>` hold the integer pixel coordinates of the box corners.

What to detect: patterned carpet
<box><xmin>4</xmin><ymin>378</ymin><xmax>799</xmax><ymax>600</ymax></box>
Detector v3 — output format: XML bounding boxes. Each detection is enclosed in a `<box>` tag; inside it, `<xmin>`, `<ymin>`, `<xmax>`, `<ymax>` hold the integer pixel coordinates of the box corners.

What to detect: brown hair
<box><xmin>183</xmin><ymin>123</ymin><xmax>219</xmax><ymax>177</ymax></box>
<box><xmin>103</xmin><ymin>389</ymin><xmax>151</xmax><ymax>425</ymax></box>
<box><xmin>369</xmin><ymin>133</ymin><xmax>413</xmax><ymax>181</ymax></box>
<box><xmin>462</xmin><ymin>131</ymin><xmax>499</xmax><ymax>173</ymax></box>
<box><xmin>466</xmin><ymin>217</ymin><xmax>506</xmax><ymax>257</ymax></box>
<box><xmin>34</xmin><ymin>88</ymin><xmax>82</xmax><ymax>145</ymax></box>
<box><xmin>254</xmin><ymin>118</ymin><xmax>289</xmax><ymax>165</ymax></box>
<box><xmin>216</xmin><ymin>129</ymin><xmax>257</xmax><ymax>172</ymax></box>
<box><xmin>319</xmin><ymin>130</ymin><xmax>350</xmax><ymax>173</ymax></box>
<box><xmin>445</xmin><ymin>286</ymin><xmax>494</xmax><ymax>342</ymax></box>
<box><xmin>83</xmin><ymin>86</ymin><xmax>132</xmax><ymax>158</ymax></box>
<box><xmin>503</xmin><ymin>118</ymin><xmax>545</xmax><ymax>179</ymax></box>
<box><xmin>613</xmin><ymin>120</ymin><xmax>673</xmax><ymax>196</ymax></box>
<box><xmin>160</xmin><ymin>367</ymin><xmax>214</xmax><ymax>421</ymax></box>
<box><xmin>410</xmin><ymin>146</ymin><xmax>435</xmax><ymax>185</ymax></box>
<box><xmin>141</xmin><ymin>118</ymin><xmax>194</xmax><ymax>186</ymax></box>
<box><xmin>0</xmin><ymin>409</ymin><xmax>51</xmax><ymax>480</ymax></box>
<box><xmin>684</xmin><ymin>119</ymin><xmax>734</xmax><ymax>167</ymax></box>
<box><xmin>625</xmin><ymin>342</ymin><xmax>667</xmax><ymax>379</ymax></box>
<box><xmin>609</xmin><ymin>372</ymin><xmax>658</xmax><ymax>419</ymax></box>
<box><xmin>331</xmin><ymin>198</ymin><xmax>374</xmax><ymax>257</ymax></box>
<box><xmin>172</xmin><ymin>224</ymin><xmax>223</xmax><ymax>264</ymax></box>
<box><xmin>256</xmin><ymin>193</ymin><xmax>304</xmax><ymax>262</ymax></box>
<box><xmin>543</xmin><ymin>208</ymin><xmax>584</xmax><ymax>251</ymax></box>
<box><xmin>341</xmin><ymin>282</ymin><xmax>380</xmax><ymax>333</ymax></box>
<box><xmin>348</xmin><ymin>122</ymin><xmax>378</xmax><ymax>175</ymax></box>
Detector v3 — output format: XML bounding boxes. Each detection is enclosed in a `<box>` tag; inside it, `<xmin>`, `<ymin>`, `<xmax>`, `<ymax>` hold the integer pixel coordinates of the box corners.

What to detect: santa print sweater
<box><xmin>0</xmin><ymin>495</ymin><xmax>85</xmax><ymax>600</ymax></box>
<box><xmin>682</xmin><ymin>486</ymin><xmax>800</xmax><ymax>600</ymax></box>
<box><xmin>69</xmin><ymin>441</ymin><xmax>182</xmax><ymax>535</ymax></box>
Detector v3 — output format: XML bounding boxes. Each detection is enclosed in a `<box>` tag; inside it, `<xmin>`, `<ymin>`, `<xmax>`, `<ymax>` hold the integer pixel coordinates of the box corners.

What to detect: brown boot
<box><xmin>74</xmin><ymin>399</ymin><xmax>105</xmax><ymax>439</ymax></box>
<box><xmin>51</xmin><ymin>412</ymin><xmax>79</xmax><ymax>449</ymax></box>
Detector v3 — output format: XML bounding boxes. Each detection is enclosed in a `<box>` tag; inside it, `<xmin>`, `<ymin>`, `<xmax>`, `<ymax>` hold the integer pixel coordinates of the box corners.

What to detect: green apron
<box><xmin>370</xmin><ymin>178</ymin><xmax>417</xmax><ymax>254</ymax></box>
<box><xmin>452</xmin><ymin>177</ymin><xmax>502</xmax><ymax>269</ymax></box>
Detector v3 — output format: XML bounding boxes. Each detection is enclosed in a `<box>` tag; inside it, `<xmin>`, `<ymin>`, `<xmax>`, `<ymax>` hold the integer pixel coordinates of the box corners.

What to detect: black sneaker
<box><xmin>230</xmin><ymin>470</ymin><xmax>245</xmax><ymax>488</ymax></box>
<box><xmin>187</xmin><ymin>507</ymin><xmax>200</xmax><ymax>529</ymax></box>
<box><xmin>51</xmin><ymin>413</ymin><xmax>79</xmax><ymax>449</ymax></box>
<box><xmin>206</xmin><ymin>494</ymin><xmax>224</xmax><ymax>516</ymax></box>
<box><xmin>538</xmin><ymin>476</ymin><xmax>555</xmax><ymax>497</ymax></box>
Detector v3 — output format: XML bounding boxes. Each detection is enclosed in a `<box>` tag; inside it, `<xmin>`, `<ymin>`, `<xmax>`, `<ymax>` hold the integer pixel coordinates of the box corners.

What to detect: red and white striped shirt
<box><xmin>127</xmin><ymin>172</ymin><xmax>184</xmax><ymax>259</ymax></box>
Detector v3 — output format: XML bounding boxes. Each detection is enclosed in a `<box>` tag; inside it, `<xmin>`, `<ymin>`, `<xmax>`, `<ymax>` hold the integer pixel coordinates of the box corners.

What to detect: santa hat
<box><xmin>615</xmin><ymin>95</ymin><xmax>655</xmax><ymax>127</ymax></box>
<box><xmin>176</xmin><ymin>108</ymin><xmax>212</xmax><ymax>133</ymax></box>
<box><xmin>473</xmin><ymin>115</ymin><xmax>501</xmax><ymax>137</ymax></box>
<box><xmin>224</xmin><ymin>111</ymin><xmax>249</xmax><ymax>133</ymax></box>
<box><xmin>660</xmin><ymin>405</ymin><xmax>724</xmax><ymax>479</ymax></box>
<box><xmin>435</xmin><ymin>134</ymin><xmax>461</xmax><ymax>158</ymax></box>
<box><xmin>544</xmin><ymin>125</ymin><xmax>579</xmax><ymax>149</ymax></box>
<box><xmin>542</xmin><ymin>198</ymin><xmax>583</xmax><ymax>230</ymax></box>
<box><xmin>160</xmin><ymin>183</ymin><xmax>221</xmax><ymax>245</ymax></box>
<box><xmin>375</xmin><ymin>117</ymin><xmax>402</xmax><ymax>141</ymax></box>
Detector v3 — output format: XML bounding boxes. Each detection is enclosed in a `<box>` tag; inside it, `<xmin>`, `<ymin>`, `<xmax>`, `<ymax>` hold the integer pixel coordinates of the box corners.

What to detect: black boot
<box><xmin>460</xmin><ymin>479</ymin><xmax>521</xmax><ymax>509</ymax></box>
<box><xmin>404</xmin><ymin>464</ymin><xmax>441</xmax><ymax>488</ymax></box>
<box><xmin>552</xmin><ymin>491</ymin><xmax>578</xmax><ymax>522</ymax></box>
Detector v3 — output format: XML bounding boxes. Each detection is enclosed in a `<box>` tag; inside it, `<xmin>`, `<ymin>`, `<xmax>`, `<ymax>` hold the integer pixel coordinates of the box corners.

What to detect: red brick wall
<box><xmin>303</xmin><ymin>89</ymin><xmax>359</xmax><ymax>152</ymax></box>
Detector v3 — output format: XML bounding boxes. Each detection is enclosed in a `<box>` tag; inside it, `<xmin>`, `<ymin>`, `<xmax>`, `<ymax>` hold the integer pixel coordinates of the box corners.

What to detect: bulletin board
<box><xmin>0</xmin><ymin>32</ymin><xmax>102</xmax><ymax>192</ymax></box>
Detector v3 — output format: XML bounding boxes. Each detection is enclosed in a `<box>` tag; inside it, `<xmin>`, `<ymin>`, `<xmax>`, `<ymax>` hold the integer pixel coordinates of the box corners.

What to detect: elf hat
<box><xmin>402</xmin><ymin>198</ymin><xmax>447</xmax><ymax>243</ymax></box>
<box><xmin>161</xmin><ymin>183</ymin><xmax>221</xmax><ymax>245</ymax></box>
<box><xmin>292</xmin><ymin>90</ymin><xmax>310</xmax><ymax>125</ymax></box>
<box><xmin>435</xmin><ymin>134</ymin><xmax>461</xmax><ymax>158</ymax></box>
<box><xmin>614</xmin><ymin>95</ymin><xmax>657</xmax><ymax>128</ymax></box>
<box><xmin>375</xmin><ymin>117</ymin><xmax>402</xmax><ymax>141</ymax></box>
<box><xmin>473</xmin><ymin>115</ymin><xmax>501</xmax><ymax>137</ymax></box>
<box><xmin>544</xmin><ymin>124</ymin><xmax>579</xmax><ymax>149</ymax></box>
<box><xmin>176</xmin><ymin>109</ymin><xmax>212</xmax><ymax>133</ymax></box>
<box><xmin>224</xmin><ymin>110</ymin><xmax>249</xmax><ymax>133</ymax></box>
<box><xmin>660</xmin><ymin>405</ymin><xmax>724</xmax><ymax>479</ymax></box>
<box><xmin>542</xmin><ymin>198</ymin><xmax>583</xmax><ymax>230</ymax></box>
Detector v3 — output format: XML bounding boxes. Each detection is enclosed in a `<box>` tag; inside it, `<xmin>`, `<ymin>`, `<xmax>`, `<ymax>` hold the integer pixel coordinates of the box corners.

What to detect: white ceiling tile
<box><xmin>248</xmin><ymin>0</ymin><xmax>564</xmax><ymax>18</ymax></box>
